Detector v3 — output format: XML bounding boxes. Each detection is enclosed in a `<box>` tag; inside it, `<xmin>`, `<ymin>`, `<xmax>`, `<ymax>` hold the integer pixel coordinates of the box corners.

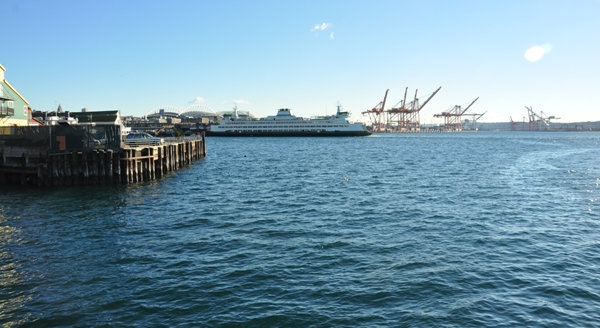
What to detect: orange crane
<box><xmin>362</xmin><ymin>89</ymin><xmax>389</xmax><ymax>132</ymax></box>
<box><xmin>434</xmin><ymin>97</ymin><xmax>479</xmax><ymax>131</ymax></box>
<box><xmin>386</xmin><ymin>86</ymin><xmax>442</xmax><ymax>132</ymax></box>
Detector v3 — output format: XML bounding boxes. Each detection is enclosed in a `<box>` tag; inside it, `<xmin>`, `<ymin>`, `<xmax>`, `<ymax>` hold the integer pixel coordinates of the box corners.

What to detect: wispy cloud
<box><xmin>234</xmin><ymin>99</ymin><xmax>251</xmax><ymax>105</ymax></box>
<box><xmin>330</xmin><ymin>32</ymin><xmax>334</xmax><ymax>39</ymax></box>
<box><xmin>189</xmin><ymin>96</ymin><xmax>206</xmax><ymax>104</ymax></box>
<box><xmin>524</xmin><ymin>44</ymin><xmax>553</xmax><ymax>62</ymax></box>
<box><xmin>311</xmin><ymin>22</ymin><xmax>330</xmax><ymax>32</ymax></box>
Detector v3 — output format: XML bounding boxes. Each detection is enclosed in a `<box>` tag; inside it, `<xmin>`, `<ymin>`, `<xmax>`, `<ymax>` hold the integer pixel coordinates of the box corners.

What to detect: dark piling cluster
<box><xmin>0</xmin><ymin>133</ymin><xmax>205</xmax><ymax>187</ymax></box>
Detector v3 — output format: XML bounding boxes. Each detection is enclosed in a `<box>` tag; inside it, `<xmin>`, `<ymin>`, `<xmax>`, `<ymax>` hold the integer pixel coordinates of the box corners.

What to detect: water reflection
<box><xmin>0</xmin><ymin>212</ymin><xmax>32</xmax><ymax>328</ymax></box>
<box><xmin>0</xmin><ymin>186</ymin><xmax>137</xmax><ymax>326</ymax></box>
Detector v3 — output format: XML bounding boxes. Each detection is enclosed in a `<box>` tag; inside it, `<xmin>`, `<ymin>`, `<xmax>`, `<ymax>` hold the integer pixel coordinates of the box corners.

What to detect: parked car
<box><xmin>124</xmin><ymin>132</ymin><xmax>164</xmax><ymax>146</ymax></box>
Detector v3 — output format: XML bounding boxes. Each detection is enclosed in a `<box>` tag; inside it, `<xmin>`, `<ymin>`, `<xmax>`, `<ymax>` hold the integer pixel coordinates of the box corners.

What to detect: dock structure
<box><xmin>433</xmin><ymin>97</ymin><xmax>479</xmax><ymax>132</ymax></box>
<box><xmin>362</xmin><ymin>87</ymin><xmax>441</xmax><ymax>132</ymax></box>
<box><xmin>0</xmin><ymin>126</ymin><xmax>205</xmax><ymax>187</ymax></box>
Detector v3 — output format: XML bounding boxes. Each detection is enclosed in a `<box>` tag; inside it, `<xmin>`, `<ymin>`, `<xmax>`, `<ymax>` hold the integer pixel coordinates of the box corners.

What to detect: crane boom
<box><xmin>381</xmin><ymin>89</ymin><xmax>389</xmax><ymax>112</ymax></box>
<box><xmin>460</xmin><ymin>97</ymin><xmax>479</xmax><ymax>115</ymax></box>
<box><xmin>412</xmin><ymin>89</ymin><xmax>418</xmax><ymax>110</ymax></box>
<box><xmin>419</xmin><ymin>86</ymin><xmax>442</xmax><ymax>110</ymax></box>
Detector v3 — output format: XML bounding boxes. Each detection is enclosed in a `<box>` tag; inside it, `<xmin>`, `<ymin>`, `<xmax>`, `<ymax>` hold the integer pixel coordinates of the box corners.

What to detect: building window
<box><xmin>7</xmin><ymin>101</ymin><xmax>14</xmax><ymax>116</ymax></box>
<box><xmin>24</xmin><ymin>105</ymin><xmax>28</xmax><ymax>116</ymax></box>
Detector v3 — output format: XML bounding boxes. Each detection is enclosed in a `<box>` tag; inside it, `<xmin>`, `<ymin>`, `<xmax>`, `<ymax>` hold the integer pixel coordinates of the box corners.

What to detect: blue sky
<box><xmin>2</xmin><ymin>0</ymin><xmax>599</xmax><ymax>123</ymax></box>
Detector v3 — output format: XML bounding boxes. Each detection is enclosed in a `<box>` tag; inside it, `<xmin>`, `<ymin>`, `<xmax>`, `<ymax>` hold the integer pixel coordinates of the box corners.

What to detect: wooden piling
<box><xmin>0</xmin><ymin>134</ymin><xmax>206</xmax><ymax>187</ymax></box>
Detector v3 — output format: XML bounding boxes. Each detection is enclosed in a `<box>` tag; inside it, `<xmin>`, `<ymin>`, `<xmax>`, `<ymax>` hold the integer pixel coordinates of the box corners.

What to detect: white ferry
<box><xmin>208</xmin><ymin>105</ymin><xmax>371</xmax><ymax>137</ymax></box>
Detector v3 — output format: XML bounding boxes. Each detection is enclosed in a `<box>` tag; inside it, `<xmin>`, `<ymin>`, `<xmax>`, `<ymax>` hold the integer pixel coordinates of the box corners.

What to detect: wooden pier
<box><xmin>0</xmin><ymin>134</ymin><xmax>206</xmax><ymax>187</ymax></box>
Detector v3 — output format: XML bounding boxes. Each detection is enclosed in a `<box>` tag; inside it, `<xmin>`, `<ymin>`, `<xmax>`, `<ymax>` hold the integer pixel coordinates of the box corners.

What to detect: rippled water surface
<box><xmin>1</xmin><ymin>132</ymin><xmax>600</xmax><ymax>327</ymax></box>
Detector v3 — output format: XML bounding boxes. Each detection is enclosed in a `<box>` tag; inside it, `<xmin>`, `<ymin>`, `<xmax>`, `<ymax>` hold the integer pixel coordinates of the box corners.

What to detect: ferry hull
<box><xmin>209</xmin><ymin>105</ymin><xmax>371</xmax><ymax>137</ymax></box>
<box><xmin>207</xmin><ymin>130</ymin><xmax>371</xmax><ymax>137</ymax></box>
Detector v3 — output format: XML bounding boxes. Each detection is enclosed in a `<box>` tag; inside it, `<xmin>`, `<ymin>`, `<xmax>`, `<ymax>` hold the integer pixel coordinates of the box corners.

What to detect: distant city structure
<box><xmin>123</xmin><ymin>104</ymin><xmax>225</xmax><ymax>136</ymax></box>
<box><xmin>474</xmin><ymin>120</ymin><xmax>600</xmax><ymax>131</ymax></box>
<box><xmin>2</xmin><ymin>62</ymin><xmax>600</xmax><ymax>135</ymax></box>
<box><xmin>143</xmin><ymin>104</ymin><xmax>220</xmax><ymax>123</ymax></box>
<box><xmin>217</xmin><ymin>106</ymin><xmax>256</xmax><ymax>121</ymax></box>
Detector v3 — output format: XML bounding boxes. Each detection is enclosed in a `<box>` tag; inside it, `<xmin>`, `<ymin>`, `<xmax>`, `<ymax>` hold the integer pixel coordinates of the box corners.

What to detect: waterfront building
<box><xmin>0</xmin><ymin>64</ymin><xmax>31</xmax><ymax>127</ymax></box>
<box><xmin>70</xmin><ymin>109</ymin><xmax>123</xmax><ymax>126</ymax></box>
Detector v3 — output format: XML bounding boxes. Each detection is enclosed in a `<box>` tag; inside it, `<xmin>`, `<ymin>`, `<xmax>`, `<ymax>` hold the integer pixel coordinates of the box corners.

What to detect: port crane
<box><xmin>509</xmin><ymin>116</ymin><xmax>520</xmax><ymax>131</ymax></box>
<box><xmin>462</xmin><ymin>111</ymin><xmax>487</xmax><ymax>131</ymax></box>
<box><xmin>526</xmin><ymin>106</ymin><xmax>539</xmax><ymax>130</ymax></box>
<box><xmin>525</xmin><ymin>106</ymin><xmax>558</xmax><ymax>131</ymax></box>
<box><xmin>434</xmin><ymin>97</ymin><xmax>479</xmax><ymax>131</ymax></box>
<box><xmin>362</xmin><ymin>89</ymin><xmax>389</xmax><ymax>132</ymax></box>
<box><xmin>386</xmin><ymin>86</ymin><xmax>442</xmax><ymax>132</ymax></box>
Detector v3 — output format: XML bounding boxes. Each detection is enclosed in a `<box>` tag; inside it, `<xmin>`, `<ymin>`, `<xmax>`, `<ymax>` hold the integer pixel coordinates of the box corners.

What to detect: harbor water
<box><xmin>1</xmin><ymin>132</ymin><xmax>600</xmax><ymax>327</ymax></box>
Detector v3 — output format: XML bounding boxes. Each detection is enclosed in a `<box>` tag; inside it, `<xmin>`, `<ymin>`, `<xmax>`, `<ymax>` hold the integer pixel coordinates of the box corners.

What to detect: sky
<box><xmin>2</xmin><ymin>0</ymin><xmax>599</xmax><ymax>123</ymax></box>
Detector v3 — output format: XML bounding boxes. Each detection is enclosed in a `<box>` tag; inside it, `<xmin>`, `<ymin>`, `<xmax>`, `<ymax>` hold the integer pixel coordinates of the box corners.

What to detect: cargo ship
<box><xmin>207</xmin><ymin>105</ymin><xmax>371</xmax><ymax>137</ymax></box>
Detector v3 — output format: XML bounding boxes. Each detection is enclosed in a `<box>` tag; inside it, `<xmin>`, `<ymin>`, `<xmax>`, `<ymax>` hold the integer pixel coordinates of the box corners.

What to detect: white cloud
<box><xmin>190</xmin><ymin>96</ymin><xmax>206</xmax><ymax>104</ymax></box>
<box><xmin>330</xmin><ymin>32</ymin><xmax>334</xmax><ymax>39</ymax></box>
<box><xmin>524</xmin><ymin>44</ymin><xmax>553</xmax><ymax>62</ymax></box>
<box><xmin>234</xmin><ymin>99</ymin><xmax>251</xmax><ymax>105</ymax></box>
<box><xmin>311</xmin><ymin>22</ymin><xmax>330</xmax><ymax>32</ymax></box>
